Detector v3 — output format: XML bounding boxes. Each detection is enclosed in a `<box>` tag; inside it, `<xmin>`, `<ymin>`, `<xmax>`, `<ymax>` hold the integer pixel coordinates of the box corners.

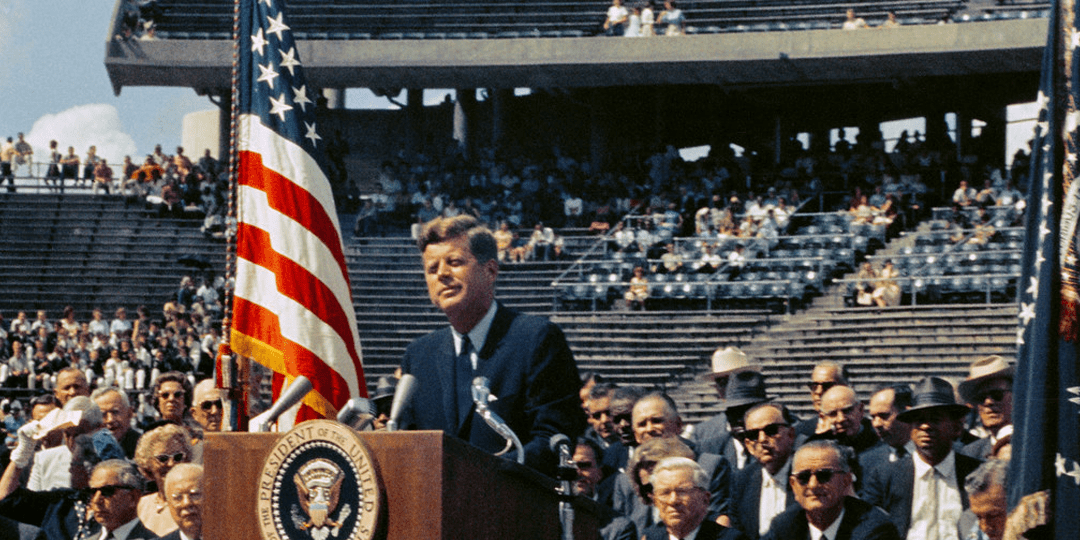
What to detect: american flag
<box><xmin>1008</xmin><ymin>0</ymin><xmax>1080</xmax><ymax>536</ymax></box>
<box><xmin>230</xmin><ymin>0</ymin><xmax>367</xmax><ymax>423</ymax></box>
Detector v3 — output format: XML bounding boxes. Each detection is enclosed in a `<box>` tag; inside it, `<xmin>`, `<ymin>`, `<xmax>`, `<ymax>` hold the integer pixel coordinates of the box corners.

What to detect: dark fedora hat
<box><xmin>372</xmin><ymin>377</ymin><xmax>396</xmax><ymax>403</ymax></box>
<box><xmin>720</xmin><ymin>371</ymin><xmax>770</xmax><ymax>410</ymax></box>
<box><xmin>897</xmin><ymin>376</ymin><xmax>970</xmax><ymax>422</ymax></box>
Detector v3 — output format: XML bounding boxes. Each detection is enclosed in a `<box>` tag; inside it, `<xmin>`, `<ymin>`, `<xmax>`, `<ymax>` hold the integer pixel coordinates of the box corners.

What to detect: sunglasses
<box><xmin>807</xmin><ymin>381</ymin><xmax>837</xmax><ymax>392</ymax></box>
<box><xmin>791</xmin><ymin>468</ymin><xmax>844</xmax><ymax>486</ymax></box>
<box><xmin>85</xmin><ymin>484</ymin><xmax>136</xmax><ymax>498</ymax></box>
<box><xmin>154</xmin><ymin>452</ymin><xmax>187</xmax><ymax>465</ymax></box>
<box><xmin>741</xmin><ymin>422</ymin><xmax>790</xmax><ymax>441</ymax></box>
<box><xmin>976</xmin><ymin>389</ymin><xmax>1009</xmax><ymax>403</ymax></box>
<box><xmin>198</xmin><ymin>399</ymin><xmax>223</xmax><ymax>412</ymax></box>
<box><xmin>158</xmin><ymin>391</ymin><xmax>186</xmax><ymax>400</ymax></box>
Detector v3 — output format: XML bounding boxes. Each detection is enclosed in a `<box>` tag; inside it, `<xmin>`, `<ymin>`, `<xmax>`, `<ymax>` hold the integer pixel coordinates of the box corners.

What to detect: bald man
<box><xmin>810</xmin><ymin>385</ymin><xmax>883</xmax><ymax>490</ymax></box>
<box><xmin>161</xmin><ymin>464</ymin><xmax>204</xmax><ymax>540</ymax></box>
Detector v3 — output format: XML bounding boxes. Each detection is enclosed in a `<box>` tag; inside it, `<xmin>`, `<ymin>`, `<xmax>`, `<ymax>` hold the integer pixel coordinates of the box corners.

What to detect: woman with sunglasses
<box><xmin>150</xmin><ymin>372</ymin><xmax>193</xmax><ymax>427</ymax></box>
<box><xmin>134</xmin><ymin>424</ymin><xmax>193</xmax><ymax>536</ymax></box>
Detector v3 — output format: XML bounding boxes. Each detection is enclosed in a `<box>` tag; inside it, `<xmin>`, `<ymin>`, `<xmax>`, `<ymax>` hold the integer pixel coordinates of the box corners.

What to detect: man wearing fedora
<box><xmin>861</xmin><ymin>377</ymin><xmax>983</xmax><ymax>540</ymax></box>
<box><xmin>689</xmin><ymin>347</ymin><xmax>764</xmax><ymax>470</ymax></box>
<box><xmin>956</xmin><ymin>357</ymin><xmax>1013</xmax><ymax>460</ymax></box>
<box><xmin>371</xmin><ymin>377</ymin><xmax>396</xmax><ymax>431</ymax></box>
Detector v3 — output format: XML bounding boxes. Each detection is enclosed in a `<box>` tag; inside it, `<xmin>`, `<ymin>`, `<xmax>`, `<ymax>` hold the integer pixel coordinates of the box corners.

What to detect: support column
<box><xmin>589</xmin><ymin>89</ymin><xmax>610</xmax><ymax>174</ymax></box>
<box><xmin>454</xmin><ymin>88</ymin><xmax>476</xmax><ymax>159</ymax></box>
<box><xmin>773</xmin><ymin>116</ymin><xmax>783</xmax><ymax>165</ymax></box>
<box><xmin>321</xmin><ymin>88</ymin><xmax>345</xmax><ymax>110</ymax></box>
<box><xmin>406</xmin><ymin>88</ymin><xmax>424</xmax><ymax>158</ymax></box>
<box><xmin>491</xmin><ymin>88</ymin><xmax>513</xmax><ymax>154</ymax></box>
<box><xmin>218</xmin><ymin>91</ymin><xmax>231</xmax><ymax>167</ymax></box>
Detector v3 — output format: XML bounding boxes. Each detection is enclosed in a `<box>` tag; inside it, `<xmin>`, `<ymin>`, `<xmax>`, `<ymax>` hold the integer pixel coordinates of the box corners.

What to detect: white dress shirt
<box><xmin>908</xmin><ymin>451</ymin><xmax>963</xmax><ymax>540</ymax></box>
<box><xmin>97</xmin><ymin>517</ymin><xmax>140</xmax><ymax>540</ymax></box>
<box><xmin>809</xmin><ymin>508</ymin><xmax>845</xmax><ymax>540</ymax></box>
<box><xmin>759</xmin><ymin>460</ymin><xmax>791</xmax><ymax>536</ymax></box>
<box><xmin>450</xmin><ymin>302</ymin><xmax>497</xmax><ymax>370</ymax></box>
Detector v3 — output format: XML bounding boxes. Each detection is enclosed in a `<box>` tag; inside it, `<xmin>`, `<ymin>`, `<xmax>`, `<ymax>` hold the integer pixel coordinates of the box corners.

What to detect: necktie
<box><xmin>926</xmin><ymin>468</ymin><xmax>941</xmax><ymax>540</ymax></box>
<box><xmin>455</xmin><ymin>336</ymin><xmax>473</xmax><ymax>428</ymax></box>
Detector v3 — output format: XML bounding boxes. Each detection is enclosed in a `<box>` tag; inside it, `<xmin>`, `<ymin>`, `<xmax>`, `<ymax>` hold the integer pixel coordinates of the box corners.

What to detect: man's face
<box><xmin>31</xmin><ymin>403</ymin><xmax>57</xmax><ymax>422</ymax></box>
<box><xmin>743</xmin><ymin>406</ymin><xmax>795</xmax><ymax>473</ymax></box>
<box><xmin>157</xmin><ymin>381</ymin><xmax>187</xmax><ymax>422</ymax></box>
<box><xmin>868</xmin><ymin>389</ymin><xmax>910</xmax><ymax>447</ymax></box>
<box><xmin>970</xmin><ymin>484</ymin><xmax>1007</xmax><ymax>540</ymax></box>
<box><xmin>166</xmin><ymin>469</ymin><xmax>204</xmax><ymax>538</ymax></box>
<box><xmin>973</xmin><ymin>379</ymin><xmax>1012</xmax><ymax>434</ymax></box>
<box><xmin>191</xmin><ymin>385</ymin><xmax>224</xmax><ymax>432</ymax></box>
<box><xmin>54</xmin><ymin>371</ymin><xmax>89</xmax><ymax>406</ymax></box>
<box><xmin>809</xmin><ymin>365</ymin><xmax>842</xmax><ymax>411</ymax></box>
<box><xmin>88</xmin><ymin>467</ymin><xmax>141</xmax><ymax>531</ymax></box>
<box><xmin>572</xmin><ymin>445</ymin><xmax>602</xmax><ymax>497</ymax></box>
<box><xmin>95</xmin><ymin>391</ymin><xmax>133</xmax><ymax>441</ymax></box>
<box><xmin>632</xmin><ymin>397</ymin><xmax>681</xmax><ymax>444</ymax></box>
<box><xmin>909</xmin><ymin>409</ymin><xmax>963</xmax><ymax>465</ymax></box>
<box><xmin>791</xmin><ymin>447</ymin><xmax>852</xmax><ymax>521</ymax></box>
<box><xmin>422</xmin><ymin>236</ymin><xmax>497</xmax><ymax>325</ymax></box>
<box><xmin>610</xmin><ymin>398</ymin><xmax>637</xmax><ymax>446</ymax></box>
<box><xmin>652</xmin><ymin>467</ymin><xmax>709</xmax><ymax>538</ymax></box>
<box><xmin>586</xmin><ymin>396</ymin><xmax>615</xmax><ymax>441</ymax></box>
<box><xmin>819</xmin><ymin>387</ymin><xmax>863</xmax><ymax>440</ymax></box>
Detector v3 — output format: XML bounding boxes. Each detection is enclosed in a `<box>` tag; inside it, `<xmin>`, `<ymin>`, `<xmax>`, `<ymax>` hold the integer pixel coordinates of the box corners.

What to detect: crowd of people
<box><xmin>566</xmin><ymin>351</ymin><xmax>1021</xmax><ymax>540</ymax></box>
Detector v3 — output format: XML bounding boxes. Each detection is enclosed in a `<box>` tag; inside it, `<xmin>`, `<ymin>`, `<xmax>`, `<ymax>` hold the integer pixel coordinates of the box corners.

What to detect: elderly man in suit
<box><xmin>796</xmin><ymin>362</ymin><xmax>851</xmax><ymax>438</ymax></box>
<box><xmin>643</xmin><ymin>457</ymin><xmax>747</xmax><ymax>540</ymax></box>
<box><xmin>957</xmin><ymin>357</ymin><xmax>1013</xmax><ymax>460</ymax></box>
<box><xmin>764</xmin><ymin>440</ymin><xmax>899</xmax><ymax>540</ymax></box>
<box><xmin>399</xmin><ymin>215</ymin><xmax>585</xmax><ymax>476</ymax></box>
<box><xmin>861</xmin><ymin>377</ymin><xmax>983</xmax><ymax>540</ymax></box>
<box><xmin>729</xmin><ymin>403</ymin><xmax>801</xmax><ymax>539</ymax></box>
<box><xmin>87</xmin><ymin>459</ymin><xmax>159</xmax><ymax>540</ymax></box>
<box><xmin>160</xmin><ymin>464</ymin><xmax>203</xmax><ymax>540</ymax></box>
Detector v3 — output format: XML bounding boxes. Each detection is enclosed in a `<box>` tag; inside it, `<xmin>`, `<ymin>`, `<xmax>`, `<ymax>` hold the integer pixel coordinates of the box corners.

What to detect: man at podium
<box><xmin>399</xmin><ymin>216</ymin><xmax>586</xmax><ymax>476</ymax></box>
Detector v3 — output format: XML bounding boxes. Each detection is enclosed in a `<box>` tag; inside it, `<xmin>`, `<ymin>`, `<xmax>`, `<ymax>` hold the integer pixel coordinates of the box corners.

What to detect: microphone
<box><xmin>386</xmin><ymin>374</ymin><xmax>417</xmax><ymax>432</ymax></box>
<box><xmin>336</xmin><ymin>397</ymin><xmax>375</xmax><ymax>431</ymax></box>
<box><xmin>549</xmin><ymin>433</ymin><xmax>572</xmax><ymax>457</ymax></box>
<box><xmin>250</xmin><ymin>376</ymin><xmax>313</xmax><ymax>432</ymax></box>
<box><xmin>550</xmin><ymin>433</ymin><xmax>577</xmax><ymax>482</ymax></box>
<box><xmin>471</xmin><ymin>377</ymin><xmax>524</xmax><ymax>463</ymax></box>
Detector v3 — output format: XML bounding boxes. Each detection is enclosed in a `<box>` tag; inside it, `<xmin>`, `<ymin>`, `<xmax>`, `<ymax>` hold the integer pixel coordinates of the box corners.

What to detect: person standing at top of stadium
<box><xmin>842</xmin><ymin>9</ymin><xmax>868</xmax><ymax>30</ymax></box>
<box><xmin>45</xmin><ymin>140</ymin><xmax>62</xmax><ymax>192</ymax></box>
<box><xmin>658</xmin><ymin>1</ymin><xmax>685</xmax><ymax>36</ymax></box>
<box><xmin>60</xmin><ymin>146</ymin><xmax>80</xmax><ymax>189</ymax></box>
<box><xmin>640</xmin><ymin>1</ymin><xmax>656</xmax><ymax>36</ymax></box>
<box><xmin>0</xmin><ymin>137</ymin><xmax>16</xmax><ymax>192</ymax></box>
<box><xmin>14</xmin><ymin>133</ymin><xmax>33</xmax><ymax>177</ymax></box>
<box><xmin>603</xmin><ymin>0</ymin><xmax>629</xmax><ymax>36</ymax></box>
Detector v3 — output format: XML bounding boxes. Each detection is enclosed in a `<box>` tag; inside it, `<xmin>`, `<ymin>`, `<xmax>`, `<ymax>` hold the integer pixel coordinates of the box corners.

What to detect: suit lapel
<box><xmin>433</xmin><ymin>329</ymin><xmax>460</xmax><ymax>433</ymax></box>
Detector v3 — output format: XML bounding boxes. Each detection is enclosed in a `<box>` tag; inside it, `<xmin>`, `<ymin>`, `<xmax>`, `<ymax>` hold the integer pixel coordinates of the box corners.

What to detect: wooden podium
<box><xmin>203</xmin><ymin>430</ymin><xmax>600</xmax><ymax>540</ymax></box>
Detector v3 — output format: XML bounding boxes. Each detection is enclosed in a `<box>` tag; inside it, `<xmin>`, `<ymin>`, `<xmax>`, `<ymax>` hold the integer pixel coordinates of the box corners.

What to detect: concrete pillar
<box><xmin>773</xmin><ymin>116</ymin><xmax>783</xmax><ymax>165</ymax></box>
<box><xmin>406</xmin><ymin>88</ymin><xmax>424</xmax><ymax>158</ymax></box>
<box><xmin>321</xmin><ymin>88</ymin><xmax>345</xmax><ymax>110</ymax></box>
<box><xmin>218</xmin><ymin>91</ymin><xmax>231</xmax><ymax>169</ymax></box>
<box><xmin>453</xmin><ymin>88</ymin><xmax>477</xmax><ymax>158</ymax></box>
<box><xmin>590</xmin><ymin>90</ymin><xmax>608</xmax><ymax>173</ymax></box>
<box><xmin>491</xmin><ymin>88</ymin><xmax>513</xmax><ymax>153</ymax></box>
<box><xmin>955</xmin><ymin>110</ymin><xmax>971</xmax><ymax>161</ymax></box>
<box><xmin>982</xmin><ymin>107</ymin><xmax>1008</xmax><ymax>168</ymax></box>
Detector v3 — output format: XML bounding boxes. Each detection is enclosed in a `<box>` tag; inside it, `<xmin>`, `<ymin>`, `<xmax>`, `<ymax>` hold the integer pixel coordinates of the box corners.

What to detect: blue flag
<box><xmin>1008</xmin><ymin>1</ymin><xmax>1080</xmax><ymax>537</ymax></box>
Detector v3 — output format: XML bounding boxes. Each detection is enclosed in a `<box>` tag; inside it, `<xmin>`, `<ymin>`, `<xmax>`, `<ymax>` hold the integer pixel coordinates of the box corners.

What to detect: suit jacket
<box><xmin>92</xmin><ymin>520</ymin><xmax>160</xmax><ymax>540</ymax></box>
<box><xmin>728</xmin><ymin>461</ymin><xmax>799</xmax><ymax>540</ymax></box>
<box><xmin>643</xmin><ymin>519</ymin><xmax>748</xmax><ymax>540</ymax></box>
<box><xmin>960</xmin><ymin>437</ymin><xmax>993</xmax><ymax>460</ymax></box>
<box><xmin>159</xmin><ymin>530</ymin><xmax>182</xmax><ymax>540</ymax></box>
<box><xmin>762</xmin><ymin>496</ymin><xmax>900</xmax><ymax>540</ymax></box>
<box><xmin>399</xmin><ymin>304</ymin><xmax>585</xmax><ymax>477</ymax></box>
<box><xmin>860</xmin><ymin>451</ymin><xmax>983</xmax><ymax>538</ymax></box>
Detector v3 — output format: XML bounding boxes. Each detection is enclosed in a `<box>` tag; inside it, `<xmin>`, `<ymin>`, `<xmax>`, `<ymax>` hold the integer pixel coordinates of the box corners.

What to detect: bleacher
<box><xmin>0</xmin><ymin>193</ymin><xmax>225</xmax><ymax>317</ymax></box>
<box><xmin>146</xmin><ymin>0</ymin><xmax>989</xmax><ymax>41</ymax></box>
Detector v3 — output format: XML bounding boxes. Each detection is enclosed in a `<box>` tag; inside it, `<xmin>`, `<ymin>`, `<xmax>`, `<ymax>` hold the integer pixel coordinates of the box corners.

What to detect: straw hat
<box><xmin>699</xmin><ymin>346</ymin><xmax>761</xmax><ymax>381</ymax></box>
<box><xmin>957</xmin><ymin>356</ymin><xmax>1014</xmax><ymax>404</ymax></box>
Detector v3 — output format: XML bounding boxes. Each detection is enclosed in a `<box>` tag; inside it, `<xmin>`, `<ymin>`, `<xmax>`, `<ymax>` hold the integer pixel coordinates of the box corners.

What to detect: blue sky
<box><xmin>0</xmin><ymin>0</ymin><xmax>1036</xmax><ymax>167</ymax></box>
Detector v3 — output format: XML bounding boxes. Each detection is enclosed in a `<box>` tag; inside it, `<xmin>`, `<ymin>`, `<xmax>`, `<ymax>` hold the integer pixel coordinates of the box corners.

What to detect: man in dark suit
<box><xmin>399</xmin><ymin>216</ymin><xmax>585</xmax><ymax>476</ymax></box>
<box><xmin>795</xmin><ymin>362</ymin><xmax>850</xmax><ymax>439</ymax></box>
<box><xmin>160</xmin><ymin>464</ymin><xmax>203</xmax><ymax>540</ymax></box>
<box><xmin>861</xmin><ymin>377</ymin><xmax>983</xmax><ymax>539</ymax></box>
<box><xmin>729</xmin><ymin>403</ymin><xmax>800</xmax><ymax>540</ymax></box>
<box><xmin>571</xmin><ymin>439</ymin><xmax>636</xmax><ymax>540</ymax></box>
<box><xmin>764</xmin><ymin>440</ymin><xmax>900</xmax><ymax>540</ymax></box>
<box><xmin>863</xmin><ymin>384</ymin><xmax>914</xmax><ymax>468</ymax></box>
<box><xmin>86</xmin><ymin>459</ymin><xmax>160</xmax><ymax>540</ymax></box>
<box><xmin>690</xmin><ymin>348</ymin><xmax>763</xmax><ymax>470</ymax></box>
<box><xmin>643</xmin><ymin>457</ymin><xmax>747</xmax><ymax>540</ymax></box>
<box><xmin>956</xmin><ymin>356</ymin><xmax>1013</xmax><ymax>460</ymax></box>
<box><xmin>810</xmin><ymin>385</ymin><xmax>884</xmax><ymax>489</ymax></box>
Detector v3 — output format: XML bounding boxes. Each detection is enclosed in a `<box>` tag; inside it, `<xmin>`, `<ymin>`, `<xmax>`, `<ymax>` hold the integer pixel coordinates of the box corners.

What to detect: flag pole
<box><xmin>217</xmin><ymin>0</ymin><xmax>249</xmax><ymax>432</ymax></box>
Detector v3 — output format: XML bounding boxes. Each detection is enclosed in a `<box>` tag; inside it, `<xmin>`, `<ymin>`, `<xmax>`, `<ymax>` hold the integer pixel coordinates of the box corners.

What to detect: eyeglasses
<box><xmin>976</xmin><ymin>389</ymin><xmax>1009</xmax><ymax>403</ymax></box>
<box><xmin>86</xmin><ymin>485</ymin><xmax>136</xmax><ymax>498</ymax></box>
<box><xmin>154</xmin><ymin>452</ymin><xmax>187</xmax><ymax>465</ymax></box>
<box><xmin>741</xmin><ymin>422</ymin><xmax>790</xmax><ymax>441</ymax></box>
<box><xmin>791</xmin><ymin>468</ymin><xmax>844</xmax><ymax>486</ymax></box>
<box><xmin>807</xmin><ymin>381</ymin><xmax>837</xmax><ymax>393</ymax></box>
<box><xmin>198</xmin><ymin>399</ymin><xmax>223</xmax><ymax>412</ymax></box>
<box><xmin>653</xmin><ymin>486</ymin><xmax>704</xmax><ymax>502</ymax></box>
<box><xmin>158</xmin><ymin>391</ymin><xmax>185</xmax><ymax>400</ymax></box>
<box><xmin>820</xmin><ymin>404</ymin><xmax>857</xmax><ymax>419</ymax></box>
<box><xmin>168</xmin><ymin>490</ymin><xmax>204</xmax><ymax>504</ymax></box>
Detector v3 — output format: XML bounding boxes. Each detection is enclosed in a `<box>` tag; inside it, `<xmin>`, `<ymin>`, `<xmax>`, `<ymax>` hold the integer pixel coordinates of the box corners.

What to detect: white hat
<box><xmin>700</xmin><ymin>346</ymin><xmax>761</xmax><ymax>381</ymax></box>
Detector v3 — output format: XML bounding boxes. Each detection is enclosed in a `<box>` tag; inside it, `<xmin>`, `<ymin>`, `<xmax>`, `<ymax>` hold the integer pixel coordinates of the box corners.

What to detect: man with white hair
<box><xmin>643</xmin><ymin>457</ymin><xmax>745</xmax><ymax>540</ymax></box>
<box><xmin>161</xmin><ymin>464</ymin><xmax>204</xmax><ymax>540</ymax></box>
<box><xmin>189</xmin><ymin>380</ymin><xmax>224</xmax><ymax>434</ymax></box>
<box><xmin>27</xmin><ymin>396</ymin><xmax>122</xmax><ymax>491</ymax></box>
<box><xmin>93</xmin><ymin>386</ymin><xmax>141</xmax><ymax>459</ymax></box>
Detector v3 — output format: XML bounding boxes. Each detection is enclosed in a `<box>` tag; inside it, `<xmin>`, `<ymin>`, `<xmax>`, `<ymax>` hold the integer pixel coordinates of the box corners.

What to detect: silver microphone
<box><xmin>336</xmin><ymin>397</ymin><xmax>375</xmax><ymax>430</ymax></box>
<box><xmin>387</xmin><ymin>374</ymin><xmax>417</xmax><ymax>432</ymax></box>
<box><xmin>250</xmin><ymin>376</ymin><xmax>313</xmax><ymax>432</ymax></box>
<box><xmin>471</xmin><ymin>376</ymin><xmax>524</xmax><ymax>464</ymax></box>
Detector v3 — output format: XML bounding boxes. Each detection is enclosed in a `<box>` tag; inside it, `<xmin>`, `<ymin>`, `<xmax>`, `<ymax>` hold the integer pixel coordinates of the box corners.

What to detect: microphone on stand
<box><xmin>386</xmin><ymin>374</ymin><xmax>418</xmax><ymax>432</ymax></box>
<box><xmin>249</xmin><ymin>376</ymin><xmax>313</xmax><ymax>432</ymax></box>
<box><xmin>336</xmin><ymin>397</ymin><xmax>375</xmax><ymax>431</ymax></box>
<box><xmin>549</xmin><ymin>433</ymin><xmax>576</xmax><ymax>540</ymax></box>
<box><xmin>471</xmin><ymin>376</ymin><xmax>524</xmax><ymax>463</ymax></box>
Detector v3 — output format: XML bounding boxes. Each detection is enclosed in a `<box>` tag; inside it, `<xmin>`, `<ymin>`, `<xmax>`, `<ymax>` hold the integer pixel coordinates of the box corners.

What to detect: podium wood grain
<box><xmin>203</xmin><ymin>430</ymin><xmax>598</xmax><ymax>540</ymax></box>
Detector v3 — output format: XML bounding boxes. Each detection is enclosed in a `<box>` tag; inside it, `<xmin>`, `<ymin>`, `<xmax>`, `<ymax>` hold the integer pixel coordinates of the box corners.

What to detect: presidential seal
<box><xmin>257</xmin><ymin>420</ymin><xmax>382</xmax><ymax>540</ymax></box>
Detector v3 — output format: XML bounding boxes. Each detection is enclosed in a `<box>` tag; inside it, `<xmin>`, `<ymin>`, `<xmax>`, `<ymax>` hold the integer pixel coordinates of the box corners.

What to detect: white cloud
<box><xmin>26</xmin><ymin>104</ymin><xmax>139</xmax><ymax>166</ymax></box>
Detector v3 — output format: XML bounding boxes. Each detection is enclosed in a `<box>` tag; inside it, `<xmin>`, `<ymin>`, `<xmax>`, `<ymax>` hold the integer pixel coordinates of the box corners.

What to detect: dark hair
<box><xmin>611</xmin><ymin>385</ymin><xmax>648</xmax><ymax>405</ymax></box>
<box><xmin>588</xmin><ymin>382</ymin><xmax>619</xmax><ymax>401</ymax></box>
<box><xmin>638</xmin><ymin>392</ymin><xmax>680</xmax><ymax>420</ymax></box>
<box><xmin>796</xmin><ymin>440</ymin><xmax>854</xmax><ymax>473</ymax></box>
<box><xmin>152</xmin><ymin>372</ymin><xmax>194</xmax><ymax>413</ymax></box>
<box><xmin>574</xmin><ymin>437</ymin><xmax>602</xmax><ymax>462</ymax></box>
<box><xmin>417</xmin><ymin>215</ymin><xmax>497</xmax><ymax>264</ymax></box>
<box><xmin>30</xmin><ymin>394</ymin><xmax>61</xmax><ymax>409</ymax></box>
